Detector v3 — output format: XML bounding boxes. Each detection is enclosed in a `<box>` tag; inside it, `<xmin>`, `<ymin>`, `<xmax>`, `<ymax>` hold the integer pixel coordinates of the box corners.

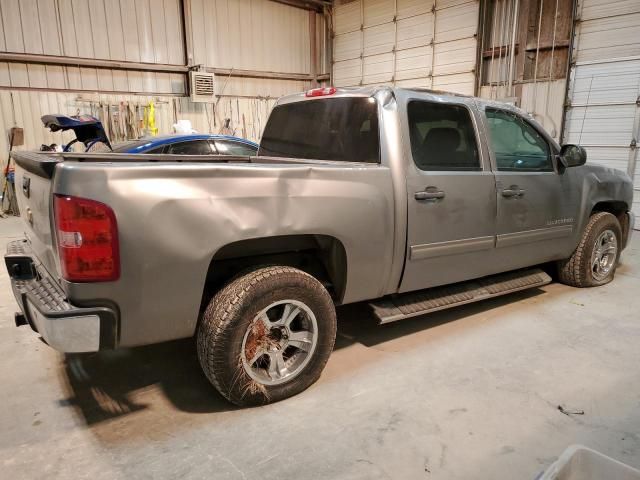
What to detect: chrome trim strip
<box><xmin>496</xmin><ymin>224</ymin><xmax>573</xmax><ymax>248</ymax></box>
<box><xmin>410</xmin><ymin>235</ymin><xmax>495</xmax><ymax>260</ymax></box>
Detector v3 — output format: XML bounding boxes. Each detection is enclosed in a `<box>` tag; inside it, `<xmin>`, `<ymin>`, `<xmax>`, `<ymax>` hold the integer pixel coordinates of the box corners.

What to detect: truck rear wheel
<box><xmin>557</xmin><ymin>212</ymin><xmax>622</xmax><ymax>287</ymax></box>
<box><xmin>197</xmin><ymin>266</ymin><xmax>337</xmax><ymax>406</ymax></box>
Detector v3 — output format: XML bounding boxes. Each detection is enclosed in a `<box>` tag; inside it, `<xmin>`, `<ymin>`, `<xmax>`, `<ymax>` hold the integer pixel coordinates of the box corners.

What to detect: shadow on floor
<box><xmin>60</xmin><ymin>288</ymin><xmax>544</xmax><ymax>425</ymax></box>
<box><xmin>60</xmin><ymin>338</ymin><xmax>236</xmax><ymax>425</ymax></box>
<box><xmin>334</xmin><ymin>288</ymin><xmax>543</xmax><ymax>349</ymax></box>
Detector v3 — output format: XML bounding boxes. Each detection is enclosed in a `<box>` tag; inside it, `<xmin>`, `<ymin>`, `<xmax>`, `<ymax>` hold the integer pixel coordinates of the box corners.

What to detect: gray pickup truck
<box><xmin>6</xmin><ymin>87</ymin><xmax>634</xmax><ymax>406</ymax></box>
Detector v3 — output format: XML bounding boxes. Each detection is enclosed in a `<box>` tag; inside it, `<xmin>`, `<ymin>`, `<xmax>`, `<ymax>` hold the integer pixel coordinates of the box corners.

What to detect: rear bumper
<box><xmin>5</xmin><ymin>239</ymin><xmax>117</xmax><ymax>353</ymax></box>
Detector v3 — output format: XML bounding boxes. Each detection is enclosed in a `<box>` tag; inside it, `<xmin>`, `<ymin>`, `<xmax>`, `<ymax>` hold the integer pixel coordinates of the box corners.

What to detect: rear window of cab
<box><xmin>259</xmin><ymin>97</ymin><xmax>380</xmax><ymax>163</ymax></box>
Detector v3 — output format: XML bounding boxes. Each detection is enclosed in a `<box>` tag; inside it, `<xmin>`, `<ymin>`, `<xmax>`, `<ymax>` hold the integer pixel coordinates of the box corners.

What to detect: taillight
<box><xmin>305</xmin><ymin>87</ymin><xmax>337</xmax><ymax>97</ymax></box>
<box><xmin>53</xmin><ymin>195</ymin><xmax>120</xmax><ymax>282</ymax></box>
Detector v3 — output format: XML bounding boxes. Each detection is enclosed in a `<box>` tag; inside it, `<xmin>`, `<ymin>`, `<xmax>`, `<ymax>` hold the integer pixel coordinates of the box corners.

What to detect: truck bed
<box><xmin>10</xmin><ymin>150</ymin><xmax>400</xmax><ymax>348</ymax></box>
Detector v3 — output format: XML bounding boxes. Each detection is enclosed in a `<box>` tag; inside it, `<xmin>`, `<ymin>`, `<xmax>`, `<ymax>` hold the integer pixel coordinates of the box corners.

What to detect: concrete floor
<box><xmin>1</xmin><ymin>215</ymin><xmax>639</xmax><ymax>480</ymax></box>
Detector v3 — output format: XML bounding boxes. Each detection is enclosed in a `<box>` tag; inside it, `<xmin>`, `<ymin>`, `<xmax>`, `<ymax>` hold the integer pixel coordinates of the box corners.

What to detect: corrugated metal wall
<box><xmin>563</xmin><ymin>0</ymin><xmax>640</xmax><ymax>227</ymax></box>
<box><xmin>0</xmin><ymin>89</ymin><xmax>281</xmax><ymax>153</ymax></box>
<box><xmin>190</xmin><ymin>0</ymin><xmax>310</xmax><ymax>74</ymax></box>
<box><xmin>479</xmin><ymin>79</ymin><xmax>566</xmax><ymax>139</ymax></box>
<box><xmin>0</xmin><ymin>0</ymin><xmax>185</xmax><ymax>62</ymax></box>
<box><xmin>0</xmin><ymin>0</ymin><xmax>318</xmax><ymax>153</ymax></box>
<box><xmin>0</xmin><ymin>90</ymin><xmax>174</xmax><ymax>153</ymax></box>
<box><xmin>332</xmin><ymin>0</ymin><xmax>480</xmax><ymax>95</ymax></box>
<box><xmin>0</xmin><ymin>0</ymin><xmax>186</xmax><ymax>94</ymax></box>
<box><xmin>187</xmin><ymin>0</ymin><xmax>311</xmax><ymax>100</ymax></box>
<box><xmin>476</xmin><ymin>0</ymin><xmax>573</xmax><ymax>142</ymax></box>
<box><xmin>184</xmin><ymin>0</ymin><xmax>312</xmax><ymax>142</ymax></box>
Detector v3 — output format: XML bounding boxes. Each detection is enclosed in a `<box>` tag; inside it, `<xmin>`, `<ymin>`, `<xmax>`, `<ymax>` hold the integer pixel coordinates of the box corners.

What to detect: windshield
<box><xmin>259</xmin><ymin>97</ymin><xmax>380</xmax><ymax>163</ymax></box>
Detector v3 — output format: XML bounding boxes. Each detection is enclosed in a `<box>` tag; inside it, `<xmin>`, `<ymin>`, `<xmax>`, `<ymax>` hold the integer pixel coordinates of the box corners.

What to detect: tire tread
<box><xmin>557</xmin><ymin>212</ymin><xmax>621</xmax><ymax>287</ymax></box>
<box><xmin>197</xmin><ymin>266</ymin><xmax>336</xmax><ymax>406</ymax></box>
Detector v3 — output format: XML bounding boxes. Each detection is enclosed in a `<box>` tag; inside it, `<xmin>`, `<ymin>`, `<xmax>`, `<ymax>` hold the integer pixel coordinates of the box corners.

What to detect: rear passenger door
<box><xmin>399</xmin><ymin>98</ymin><xmax>497</xmax><ymax>293</ymax></box>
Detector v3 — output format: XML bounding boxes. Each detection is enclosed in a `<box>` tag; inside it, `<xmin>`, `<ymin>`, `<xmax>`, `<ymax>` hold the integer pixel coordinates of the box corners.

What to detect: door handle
<box><xmin>415</xmin><ymin>190</ymin><xmax>445</xmax><ymax>201</ymax></box>
<box><xmin>501</xmin><ymin>186</ymin><xmax>525</xmax><ymax>198</ymax></box>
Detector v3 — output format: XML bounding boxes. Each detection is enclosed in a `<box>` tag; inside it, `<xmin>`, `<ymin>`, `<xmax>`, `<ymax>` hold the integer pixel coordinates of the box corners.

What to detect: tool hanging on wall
<box><xmin>118</xmin><ymin>102</ymin><xmax>126</xmax><ymax>141</ymax></box>
<box><xmin>73</xmin><ymin>97</ymin><xmax>167</xmax><ymax>143</ymax></box>
<box><xmin>242</xmin><ymin>113</ymin><xmax>247</xmax><ymax>139</ymax></box>
<box><xmin>125</xmin><ymin>102</ymin><xmax>138</xmax><ymax>139</ymax></box>
<box><xmin>1</xmin><ymin>126</ymin><xmax>24</xmax><ymax>216</ymax></box>
<box><xmin>144</xmin><ymin>101</ymin><xmax>158</xmax><ymax>136</ymax></box>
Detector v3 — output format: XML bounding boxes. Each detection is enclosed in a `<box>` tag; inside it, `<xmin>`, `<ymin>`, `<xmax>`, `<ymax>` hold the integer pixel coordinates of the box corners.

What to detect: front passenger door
<box><xmin>483</xmin><ymin>107</ymin><xmax>579</xmax><ymax>266</ymax></box>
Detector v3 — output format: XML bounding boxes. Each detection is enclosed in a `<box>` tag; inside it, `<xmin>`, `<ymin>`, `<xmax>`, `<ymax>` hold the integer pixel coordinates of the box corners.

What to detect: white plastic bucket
<box><xmin>537</xmin><ymin>445</ymin><xmax>640</xmax><ymax>480</ymax></box>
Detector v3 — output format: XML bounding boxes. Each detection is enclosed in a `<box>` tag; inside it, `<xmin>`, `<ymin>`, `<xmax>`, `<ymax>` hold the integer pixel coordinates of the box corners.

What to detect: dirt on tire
<box><xmin>197</xmin><ymin>266</ymin><xmax>337</xmax><ymax>406</ymax></box>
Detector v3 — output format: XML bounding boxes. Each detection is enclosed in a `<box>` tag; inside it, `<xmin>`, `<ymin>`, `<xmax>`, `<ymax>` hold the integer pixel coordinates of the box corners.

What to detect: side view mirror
<box><xmin>559</xmin><ymin>144</ymin><xmax>587</xmax><ymax>168</ymax></box>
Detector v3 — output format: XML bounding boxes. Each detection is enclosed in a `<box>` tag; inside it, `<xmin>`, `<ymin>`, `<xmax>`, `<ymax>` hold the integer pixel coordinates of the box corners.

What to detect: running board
<box><xmin>370</xmin><ymin>268</ymin><xmax>552</xmax><ymax>324</ymax></box>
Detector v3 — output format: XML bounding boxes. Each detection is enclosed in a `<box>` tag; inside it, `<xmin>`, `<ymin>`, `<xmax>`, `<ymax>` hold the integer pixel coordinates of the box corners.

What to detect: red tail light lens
<box><xmin>53</xmin><ymin>195</ymin><xmax>120</xmax><ymax>282</ymax></box>
<box><xmin>305</xmin><ymin>87</ymin><xmax>337</xmax><ymax>97</ymax></box>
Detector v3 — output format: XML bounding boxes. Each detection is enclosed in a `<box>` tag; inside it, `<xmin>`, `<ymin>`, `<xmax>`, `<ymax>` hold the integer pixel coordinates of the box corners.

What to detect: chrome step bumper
<box><xmin>5</xmin><ymin>239</ymin><xmax>117</xmax><ymax>352</ymax></box>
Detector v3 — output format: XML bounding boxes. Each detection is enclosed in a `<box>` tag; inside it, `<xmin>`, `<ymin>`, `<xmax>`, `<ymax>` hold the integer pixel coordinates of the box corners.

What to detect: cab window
<box><xmin>259</xmin><ymin>97</ymin><xmax>380</xmax><ymax>163</ymax></box>
<box><xmin>485</xmin><ymin>109</ymin><xmax>552</xmax><ymax>172</ymax></box>
<box><xmin>408</xmin><ymin>101</ymin><xmax>481</xmax><ymax>171</ymax></box>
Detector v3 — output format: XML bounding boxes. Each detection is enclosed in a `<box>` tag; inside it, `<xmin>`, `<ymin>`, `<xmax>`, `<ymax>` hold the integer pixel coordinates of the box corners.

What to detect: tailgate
<box><xmin>10</xmin><ymin>151</ymin><xmax>61</xmax><ymax>279</ymax></box>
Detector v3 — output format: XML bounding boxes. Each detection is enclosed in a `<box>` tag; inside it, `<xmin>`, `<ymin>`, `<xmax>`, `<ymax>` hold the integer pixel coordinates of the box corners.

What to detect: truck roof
<box><xmin>277</xmin><ymin>86</ymin><xmax>529</xmax><ymax>118</ymax></box>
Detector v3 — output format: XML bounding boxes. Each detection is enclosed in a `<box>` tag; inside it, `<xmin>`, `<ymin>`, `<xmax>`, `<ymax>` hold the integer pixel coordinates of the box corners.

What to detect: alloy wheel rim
<box><xmin>591</xmin><ymin>229</ymin><xmax>617</xmax><ymax>281</ymax></box>
<box><xmin>241</xmin><ymin>300</ymin><xmax>318</xmax><ymax>386</ymax></box>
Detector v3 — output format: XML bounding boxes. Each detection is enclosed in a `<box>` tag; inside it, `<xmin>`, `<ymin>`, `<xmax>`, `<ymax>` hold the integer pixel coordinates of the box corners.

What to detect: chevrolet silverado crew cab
<box><xmin>6</xmin><ymin>87</ymin><xmax>635</xmax><ymax>406</ymax></box>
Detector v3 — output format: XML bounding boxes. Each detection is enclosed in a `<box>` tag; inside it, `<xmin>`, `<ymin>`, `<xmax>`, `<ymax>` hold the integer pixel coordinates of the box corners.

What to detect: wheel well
<box><xmin>200</xmin><ymin>235</ymin><xmax>347</xmax><ymax>310</ymax></box>
<box><xmin>591</xmin><ymin>201</ymin><xmax>630</xmax><ymax>246</ymax></box>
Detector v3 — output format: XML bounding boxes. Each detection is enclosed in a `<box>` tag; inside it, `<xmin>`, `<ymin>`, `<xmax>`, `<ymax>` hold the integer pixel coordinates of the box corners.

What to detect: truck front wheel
<box><xmin>197</xmin><ymin>266</ymin><xmax>337</xmax><ymax>406</ymax></box>
<box><xmin>557</xmin><ymin>212</ymin><xmax>622</xmax><ymax>287</ymax></box>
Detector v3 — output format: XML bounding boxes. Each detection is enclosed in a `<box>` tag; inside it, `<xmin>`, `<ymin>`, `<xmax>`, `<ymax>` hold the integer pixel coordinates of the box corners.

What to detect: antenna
<box><xmin>578</xmin><ymin>76</ymin><xmax>593</xmax><ymax>145</ymax></box>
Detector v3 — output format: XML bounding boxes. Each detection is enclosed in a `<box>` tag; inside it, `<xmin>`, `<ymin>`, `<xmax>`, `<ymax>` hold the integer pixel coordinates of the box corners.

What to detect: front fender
<box><xmin>572</xmin><ymin>164</ymin><xmax>634</xmax><ymax>245</ymax></box>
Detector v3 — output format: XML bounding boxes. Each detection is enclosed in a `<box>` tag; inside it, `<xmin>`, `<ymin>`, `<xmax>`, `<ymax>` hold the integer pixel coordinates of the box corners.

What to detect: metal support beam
<box><xmin>0</xmin><ymin>52</ymin><xmax>188</xmax><ymax>73</ymax></box>
<box><xmin>269</xmin><ymin>0</ymin><xmax>329</xmax><ymax>12</ymax></box>
<box><xmin>182</xmin><ymin>0</ymin><xmax>195</xmax><ymax>66</ymax></box>
<box><xmin>310</xmin><ymin>10</ymin><xmax>318</xmax><ymax>87</ymax></box>
<box><xmin>0</xmin><ymin>85</ymin><xmax>186</xmax><ymax>96</ymax></box>
<box><xmin>514</xmin><ymin>0</ymin><xmax>532</xmax><ymax>99</ymax></box>
<box><xmin>0</xmin><ymin>53</ymin><xmax>316</xmax><ymax>82</ymax></box>
<box><xmin>205</xmin><ymin>67</ymin><xmax>315</xmax><ymax>82</ymax></box>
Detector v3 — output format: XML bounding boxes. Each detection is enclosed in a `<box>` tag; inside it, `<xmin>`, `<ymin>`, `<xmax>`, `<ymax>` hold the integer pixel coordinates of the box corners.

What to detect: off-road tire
<box><xmin>557</xmin><ymin>212</ymin><xmax>622</xmax><ymax>287</ymax></box>
<box><xmin>197</xmin><ymin>266</ymin><xmax>337</xmax><ymax>406</ymax></box>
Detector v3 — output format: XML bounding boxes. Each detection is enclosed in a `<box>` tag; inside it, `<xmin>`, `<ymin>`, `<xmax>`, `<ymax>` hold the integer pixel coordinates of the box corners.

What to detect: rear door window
<box><xmin>145</xmin><ymin>146</ymin><xmax>166</xmax><ymax>154</ymax></box>
<box><xmin>166</xmin><ymin>140</ymin><xmax>214</xmax><ymax>155</ymax></box>
<box><xmin>408</xmin><ymin>101</ymin><xmax>481</xmax><ymax>171</ymax></box>
<box><xmin>213</xmin><ymin>140</ymin><xmax>257</xmax><ymax>156</ymax></box>
<box><xmin>259</xmin><ymin>97</ymin><xmax>380</xmax><ymax>163</ymax></box>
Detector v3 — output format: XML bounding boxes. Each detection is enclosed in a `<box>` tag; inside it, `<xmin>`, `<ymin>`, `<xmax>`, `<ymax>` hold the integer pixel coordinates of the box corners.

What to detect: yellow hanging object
<box><xmin>145</xmin><ymin>101</ymin><xmax>158</xmax><ymax>136</ymax></box>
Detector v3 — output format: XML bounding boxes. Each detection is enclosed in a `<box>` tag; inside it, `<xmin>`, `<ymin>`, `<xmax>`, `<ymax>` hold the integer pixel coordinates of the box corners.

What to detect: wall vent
<box><xmin>189</xmin><ymin>71</ymin><xmax>215</xmax><ymax>102</ymax></box>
